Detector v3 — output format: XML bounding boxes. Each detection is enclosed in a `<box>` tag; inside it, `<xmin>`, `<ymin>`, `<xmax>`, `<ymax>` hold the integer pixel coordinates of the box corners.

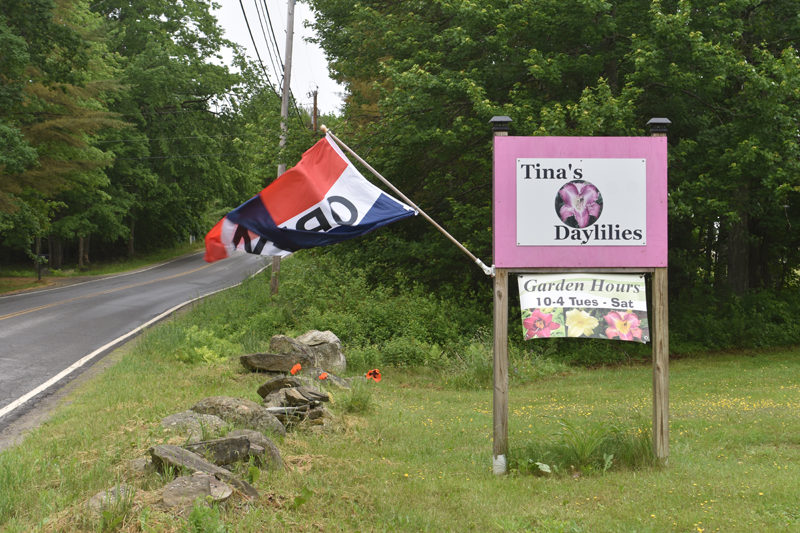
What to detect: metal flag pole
<box><xmin>321</xmin><ymin>126</ymin><xmax>494</xmax><ymax>277</ymax></box>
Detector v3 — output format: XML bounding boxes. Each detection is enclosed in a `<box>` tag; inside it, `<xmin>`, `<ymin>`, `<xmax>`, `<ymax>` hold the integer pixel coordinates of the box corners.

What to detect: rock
<box><xmin>283</xmin><ymin>386</ymin><xmax>329</xmax><ymax>407</ymax></box>
<box><xmin>87</xmin><ymin>484</ymin><xmax>133</xmax><ymax>513</ymax></box>
<box><xmin>295</xmin><ymin>330</ymin><xmax>347</xmax><ymax>373</ymax></box>
<box><xmin>262</xmin><ymin>389</ymin><xmax>288</xmax><ymax>409</ymax></box>
<box><xmin>240</xmin><ymin>353</ymin><xmax>301</xmax><ymax>373</ymax></box>
<box><xmin>306</xmin><ymin>368</ymin><xmax>351</xmax><ymax>389</ymax></box>
<box><xmin>271</xmin><ymin>331</ymin><xmax>346</xmax><ymax>374</ymax></box>
<box><xmin>128</xmin><ymin>457</ymin><xmax>154</xmax><ymax>474</ymax></box>
<box><xmin>306</xmin><ymin>405</ymin><xmax>327</xmax><ymax>421</ymax></box>
<box><xmin>298</xmin><ymin>406</ymin><xmax>335</xmax><ymax>432</ymax></box>
<box><xmin>160</xmin><ymin>410</ymin><xmax>226</xmax><ymax>443</ymax></box>
<box><xmin>183</xmin><ymin>436</ymin><xmax>251</xmax><ymax>466</ymax></box>
<box><xmin>266</xmin><ymin>405</ymin><xmax>310</xmax><ymax>425</ymax></box>
<box><xmin>296</xmin><ymin>385</ymin><xmax>330</xmax><ymax>403</ymax></box>
<box><xmin>241</xmin><ymin>331</ymin><xmax>347</xmax><ymax>375</ymax></box>
<box><xmin>190</xmin><ymin>396</ymin><xmax>285</xmax><ymax>437</ymax></box>
<box><xmin>227</xmin><ymin>429</ymin><xmax>283</xmax><ymax>471</ymax></box>
<box><xmin>256</xmin><ymin>376</ymin><xmax>306</xmax><ymax>398</ymax></box>
<box><xmin>162</xmin><ymin>473</ymin><xmax>233</xmax><ymax>510</ymax></box>
<box><xmin>269</xmin><ymin>335</ymin><xmax>314</xmax><ymax>360</ymax></box>
<box><xmin>149</xmin><ymin>444</ymin><xmax>259</xmax><ymax>499</ymax></box>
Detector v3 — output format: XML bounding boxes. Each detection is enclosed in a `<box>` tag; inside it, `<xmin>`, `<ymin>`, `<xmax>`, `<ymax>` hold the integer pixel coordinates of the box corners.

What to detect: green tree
<box><xmin>0</xmin><ymin>0</ymin><xmax>125</xmax><ymax>266</ymax></box>
<box><xmin>307</xmin><ymin>0</ymin><xmax>800</xmax><ymax>297</ymax></box>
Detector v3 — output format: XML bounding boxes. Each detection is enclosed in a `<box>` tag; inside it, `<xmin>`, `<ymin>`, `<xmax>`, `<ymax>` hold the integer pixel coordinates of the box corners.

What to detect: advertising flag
<box><xmin>205</xmin><ymin>134</ymin><xmax>416</xmax><ymax>262</ymax></box>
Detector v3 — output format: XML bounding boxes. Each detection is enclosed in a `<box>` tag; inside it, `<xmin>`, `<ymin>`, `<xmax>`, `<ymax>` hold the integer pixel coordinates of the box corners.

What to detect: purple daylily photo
<box><xmin>556</xmin><ymin>181</ymin><xmax>602</xmax><ymax>228</ymax></box>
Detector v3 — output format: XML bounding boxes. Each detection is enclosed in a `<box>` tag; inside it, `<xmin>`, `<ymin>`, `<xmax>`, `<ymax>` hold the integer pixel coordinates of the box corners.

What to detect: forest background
<box><xmin>1</xmin><ymin>0</ymin><xmax>799</xmax><ymax>361</ymax></box>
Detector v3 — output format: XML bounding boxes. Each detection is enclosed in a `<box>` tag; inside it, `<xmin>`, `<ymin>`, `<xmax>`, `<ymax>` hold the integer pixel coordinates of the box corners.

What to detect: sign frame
<box><xmin>490</xmin><ymin>123</ymin><xmax>670</xmax><ymax>475</ymax></box>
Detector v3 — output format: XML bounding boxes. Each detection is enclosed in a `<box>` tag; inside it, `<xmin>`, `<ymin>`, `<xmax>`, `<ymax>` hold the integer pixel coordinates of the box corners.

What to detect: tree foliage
<box><xmin>0</xmin><ymin>0</ymin><xmax>311</xmax><ymax>267</ymax></box>
<box><xmin>307</xmin><ymin>0</ymin><xmax>800</xmax><ymax>297</ymax></box>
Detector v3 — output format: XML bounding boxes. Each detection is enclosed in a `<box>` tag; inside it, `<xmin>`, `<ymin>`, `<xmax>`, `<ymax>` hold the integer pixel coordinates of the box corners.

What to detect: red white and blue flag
<box><xmin>204</xmin><ymin>134</ymin><xmax>416</xmax><ymax>262</ymax></box>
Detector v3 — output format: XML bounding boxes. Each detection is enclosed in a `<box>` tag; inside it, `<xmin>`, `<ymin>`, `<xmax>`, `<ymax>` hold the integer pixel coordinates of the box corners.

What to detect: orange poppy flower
<box><xmin>290</xmin><ymin>363</ymin><xmax>302</xmax><ymax>375</ymax></box>
<box><xmin>318</xmin><ymin>372</ymin><xmax>329</xmax><ymax>380</ymax></box>
<box><xmin>366</xmin><ymin>368</ymin><xmax>382</xmax><ymax>382</ymax></box>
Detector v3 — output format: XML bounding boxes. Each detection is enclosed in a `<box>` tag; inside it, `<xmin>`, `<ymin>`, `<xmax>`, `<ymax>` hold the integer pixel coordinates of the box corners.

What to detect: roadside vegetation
<box><xmin>1</xmin><ymin>252</ymin><xmax>799</xmax><ymax>531</ymax></box>
<box><xmin>0</xmin><ymin>243</ymin><xmax>203</xmax><ymax>295</ymax></box>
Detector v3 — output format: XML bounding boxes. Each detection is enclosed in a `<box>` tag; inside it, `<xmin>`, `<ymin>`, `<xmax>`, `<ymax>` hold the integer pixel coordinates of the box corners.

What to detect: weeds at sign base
<box><xmin>511</xmin><ymin>418</ymin><xmax>657</xmax><ymax>476</ymax></box>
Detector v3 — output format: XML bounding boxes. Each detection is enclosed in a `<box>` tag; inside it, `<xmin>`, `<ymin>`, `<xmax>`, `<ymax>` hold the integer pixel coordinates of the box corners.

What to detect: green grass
<box><xmin>2</xmin><ymin>254</ymin><xmax>799</xmax><ymax>531</ymax></box>
<box><xmin>1</xmin><ymin>327</ymin><xmax>799</xmax><ymax>530</ymax></box>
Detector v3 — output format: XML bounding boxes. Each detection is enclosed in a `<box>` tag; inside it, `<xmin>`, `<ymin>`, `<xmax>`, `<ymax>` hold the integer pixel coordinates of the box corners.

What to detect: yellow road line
<box><xmin>0</xmin><ymin>263</ymin><xmax>211</xmax><ymax>322</ymax></box>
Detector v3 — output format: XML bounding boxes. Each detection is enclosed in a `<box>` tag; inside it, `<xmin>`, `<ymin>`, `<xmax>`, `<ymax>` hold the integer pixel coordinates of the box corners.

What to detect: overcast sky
<box><xmin>212</xmin><ymin>1</ymin><xmax>346</xmax><ymax>115</ymax></box>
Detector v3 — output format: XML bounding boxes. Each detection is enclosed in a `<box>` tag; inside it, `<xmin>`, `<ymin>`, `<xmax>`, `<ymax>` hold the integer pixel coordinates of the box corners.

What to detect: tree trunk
<box><xmin>127</xmin><ymin>222</ymin><xmax>135</xmax><ymax>258</ymax></box>
<box><xmin>54</xmin><ymin>237</ymin><xmax>62</xmax><ymax>269</ymax></box>
<box><xmin>727</xmin><ymin>212</ymin><xmax>749</xmax><ymax>294</ymax></box>
<box><xmin>83</xmin><ymin>234</ymin><xmax>90</xmax><ymax>266</ymax></box>
<box><xmin>78</xmin><ymin>237</ymin><xmax>85</xmax><ymax>270</ymax></box>
<box><xmin>49</xmin><ymin>235</ymin><xmax>63</xmax><ymax>269</ymax></box>
<box><xmin>35</xmin><ymin>236</ymin><xmax>42</xmax><ymax>281</ymax></box>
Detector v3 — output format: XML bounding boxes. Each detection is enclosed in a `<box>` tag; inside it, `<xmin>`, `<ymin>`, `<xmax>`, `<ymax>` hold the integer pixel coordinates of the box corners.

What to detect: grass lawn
<box><xmin>1</xmin><ymin>314</ymin><xmax>798</xmax><ymax>532</ymax></box>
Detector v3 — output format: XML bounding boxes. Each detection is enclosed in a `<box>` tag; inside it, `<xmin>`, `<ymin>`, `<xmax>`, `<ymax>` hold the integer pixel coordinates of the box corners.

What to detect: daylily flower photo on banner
<box><xmin>517</xmin><ymin>273</ymin><xmax>650</xmax><ymax>344</ymax></box>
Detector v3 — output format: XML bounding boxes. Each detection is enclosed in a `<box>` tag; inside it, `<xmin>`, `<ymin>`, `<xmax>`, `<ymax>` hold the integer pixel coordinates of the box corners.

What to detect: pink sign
<box><xmin>493</xmin><ymin>136</ymin><xmax>667</xmax><ymax>268</ymax></box>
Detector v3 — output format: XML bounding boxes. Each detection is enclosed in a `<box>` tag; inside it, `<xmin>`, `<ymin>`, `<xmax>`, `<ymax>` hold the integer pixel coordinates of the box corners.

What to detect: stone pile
<box><xmin>91</xmin><ymin>330</ymin><xmax>350</xmax><ymax>516</ymax></box>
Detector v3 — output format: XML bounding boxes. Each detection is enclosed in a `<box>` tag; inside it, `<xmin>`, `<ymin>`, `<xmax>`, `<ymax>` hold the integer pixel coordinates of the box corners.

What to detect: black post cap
<box><xmin>489</xmin><ymin>116</ymin><xmax>512</xmax><ymax>133</ymax></box>
<box><xmin>646</xmin><ymin>117</ymin><xmax>671</xmax><ymax>135</ymax></box>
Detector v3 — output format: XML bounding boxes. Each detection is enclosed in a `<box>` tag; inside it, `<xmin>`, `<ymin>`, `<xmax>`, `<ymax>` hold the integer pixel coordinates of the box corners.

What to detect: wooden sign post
<box><xmin>490</xmin><ymin>118</ymin><xmax>671</xmax><ymax>474</ymax></box>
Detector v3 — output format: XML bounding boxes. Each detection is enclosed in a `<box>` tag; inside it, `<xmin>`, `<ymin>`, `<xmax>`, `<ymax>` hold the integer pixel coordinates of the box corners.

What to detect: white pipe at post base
<box><xmin>493</xmin><ymin>455</ymin><xmax>507</xmax><ymax>475</ymax></box>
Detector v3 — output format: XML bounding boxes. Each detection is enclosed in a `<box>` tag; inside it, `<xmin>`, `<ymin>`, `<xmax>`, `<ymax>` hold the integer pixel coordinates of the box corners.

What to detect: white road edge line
<box><xmin>0</xmin><ymin>263</ymin><xmax>269</xmax><ymax>421</ymax></box>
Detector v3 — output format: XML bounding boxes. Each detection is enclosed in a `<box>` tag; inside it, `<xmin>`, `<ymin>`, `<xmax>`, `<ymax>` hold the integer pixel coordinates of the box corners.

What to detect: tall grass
<box><xmin>512</xmin><ymin>417</ymin><xmax>657</xmax><ymax>476</ymax></box>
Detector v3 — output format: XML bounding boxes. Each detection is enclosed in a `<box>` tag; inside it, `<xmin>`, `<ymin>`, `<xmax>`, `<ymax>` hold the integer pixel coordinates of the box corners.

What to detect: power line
<box><xmin>238</xmin><ymin>0</ymin><xmax>279</xmax><ymax>95</ymax></box>
<box><xmin>239</xmin><ymin>0</ymin><xmax>304</xmax><ymax>125</ymax></box>
<box><xmin>253</xmin><ymin>0</ymin><xmax>282</xmax><ymax>85</ymax></box>
<box><xmin>115</xmin><ymin>152</ymin><xmax>251</xmax><ymax>161</ymax></box>
<box><xmin>95</xmin><ymin>133</ymin><xmax>267</xmax><ymax>144</ymax></box>
<box><xmin>260</xmin><ymin>0</ymin><xmax>286</xmax><ymax>78</ymax></box>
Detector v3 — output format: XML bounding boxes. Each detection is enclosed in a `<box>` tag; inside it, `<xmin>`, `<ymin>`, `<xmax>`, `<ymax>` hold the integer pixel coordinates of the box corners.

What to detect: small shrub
<box><xmin>338</xmin><ymin>380</ymin><xmax>374</xmax><ymax>414</ymax></box>
<box><xmin>186</xmin><ymin>499</ymin><xmax>227</xmax><ymax>533</ymax></box>
<box><xmin>345</xmin><ymin>345</ymin><xmax>383</xmax><ymax>373</ymax></box>
<box><xmin>381</xmin><ymin>336</ymin><xmax>443</xmax><ymax>367</ymax></box>
<box><xmin>96</xmin><ymin>486</ymin><xmax>136</xmax><ymax>532</ymax></box>
<box><xmin>174</xmin><ymin>326</ymin><xmax>240</xmax><ymax>365</ymax></box>
<box><xmin>512</xmin><ymin>417</ymin><xmax>657</xmax><ymax>475</ymax></box>
<box><xmin>443</xmin><ymin>342</ymin><xmax>493</xmax><ymax>389</ymax></box>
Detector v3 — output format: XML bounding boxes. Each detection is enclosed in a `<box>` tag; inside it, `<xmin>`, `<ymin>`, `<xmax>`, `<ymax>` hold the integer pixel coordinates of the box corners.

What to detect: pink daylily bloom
<box><xmin>604</xmin><ymin>311</ymin><xmax>643</xmax><ymax>341</ymax></box>
<box><xmin>523</xmin><ymin>309</ymin><xmax>561</xmax><ymax>339</ymax></box>
<box><xmin>558</xmin><ymin>182</ymin><xmax>601</xmax><ymax>228</ymax></box>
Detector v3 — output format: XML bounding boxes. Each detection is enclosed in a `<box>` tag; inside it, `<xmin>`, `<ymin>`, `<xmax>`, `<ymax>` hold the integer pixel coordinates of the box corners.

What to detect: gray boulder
<box><xmin>183</xmin><ymin>435</ymin><xmax>251</xmax><ymax>466</ymax></box>
<box><xmin>240</xmin><ymin>331</ymin><xmax>347</xmax><ymax>375</ymax></box>
<box><xmin>87</xmin><ymin>484</ymin><xmax>133</xmax><ymax>513</ymax></box>
<box><xmin>240</xmin><ymin>352</ymin><xmax>299</xmax><ymax>373</ymax></box>
<box><xmin>283</xmin><ymin>386</ymin><xmax>329</xmax><ymax>406</ymax></box>
<box><xmin>160</xmin><ymin>410</ymin><xmax>226</xmax><ymax>443</ymax></box>
<box><xmin>227</xmin><ymin>429</ymin><xmax>283</xmax><ymax>471</ymax></box>
<box><xmin>149</xmin><ymin>444</ymin><xmax>259</xmax><ymax>499</ymax></box>
<box><xmin>295</xmin><ymin>330</ymin><xmax>346</xmax><ymax>373</ymax></box>
<box><xmin>190</xmin><ymin>396</ymin><xmax>285</xmax><ymax>437</ymax></box>
<box><xmin>256</xmin><ymin>376</ymin><xmax>308</xmax><ymax>399</ymax></box>
<box><xmin>162</xmin><ymin>473</ymin><xmax>233</xmax><ymax>510</ymax></box>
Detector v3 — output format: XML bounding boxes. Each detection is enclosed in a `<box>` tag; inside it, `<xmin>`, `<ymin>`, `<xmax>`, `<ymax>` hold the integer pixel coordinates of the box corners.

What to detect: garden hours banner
<box><xmin>517</xmin><ymin>273</ymin><xmax>649</xmax><ymax>343</ymax></box>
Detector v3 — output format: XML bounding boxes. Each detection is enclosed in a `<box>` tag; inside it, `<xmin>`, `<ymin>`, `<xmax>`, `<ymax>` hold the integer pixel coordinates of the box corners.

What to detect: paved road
<box><xmin>0</xmin><ymin>252</ymin><xmax>268</xmax><ymax>429</ymax></box>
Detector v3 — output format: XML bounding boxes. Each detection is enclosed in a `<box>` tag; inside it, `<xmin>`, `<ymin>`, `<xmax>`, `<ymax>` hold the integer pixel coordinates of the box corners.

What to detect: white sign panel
<box><xmin>516</xmin><ymin>158</ymin><xmax>646</xmax><ymax>246</ymax></box>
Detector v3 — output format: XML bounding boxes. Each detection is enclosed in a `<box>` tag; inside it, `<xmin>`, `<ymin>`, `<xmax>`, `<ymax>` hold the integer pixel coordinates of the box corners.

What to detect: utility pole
<box><xmin>272</xmin><ymin>0</ymin><xmax>295</xmax><ymax>294</ymax></box>
<box><xmin>312</xmin><ymin>88</ymin><xmax>318</xmax><ymax>132</ymax></box>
